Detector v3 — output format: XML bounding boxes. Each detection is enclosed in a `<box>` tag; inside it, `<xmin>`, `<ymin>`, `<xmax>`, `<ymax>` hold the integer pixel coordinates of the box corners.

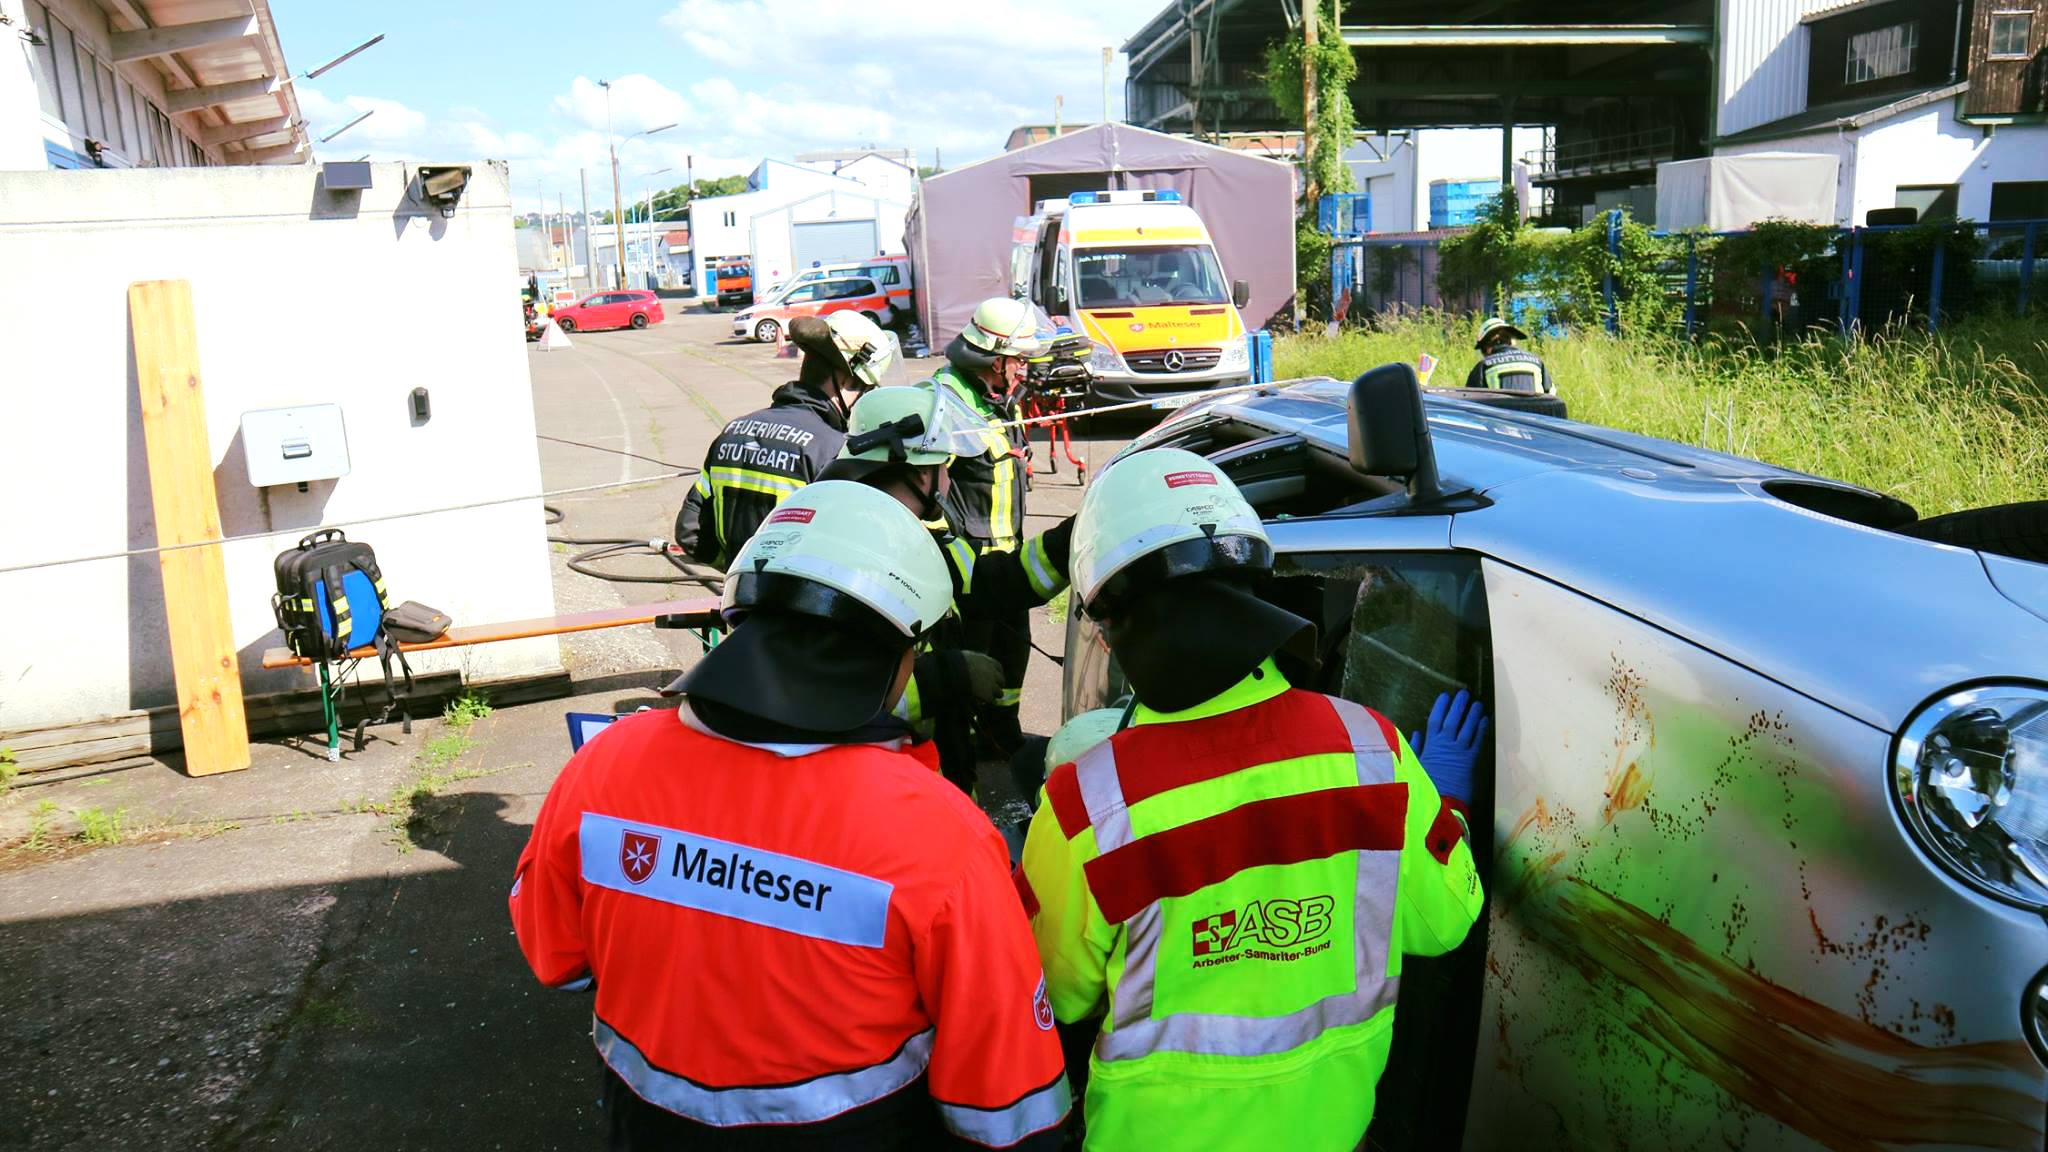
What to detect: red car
<box><xmin>552</xmin><ymin>290</ymin><xmax>665</xmax><ymax>333</ymax></box>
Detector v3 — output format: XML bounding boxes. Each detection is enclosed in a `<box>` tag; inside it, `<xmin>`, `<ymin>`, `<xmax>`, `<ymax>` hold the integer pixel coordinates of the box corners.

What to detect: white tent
<box><xmin>1655</xmin><ymin>153</ymin><xmax>1839</xmax><ymax>231</ymax></box>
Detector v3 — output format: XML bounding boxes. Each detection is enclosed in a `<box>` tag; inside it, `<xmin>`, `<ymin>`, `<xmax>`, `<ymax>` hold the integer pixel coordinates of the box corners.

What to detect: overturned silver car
<box><xmin>1062</xmin><ymin>369</ymin><xmax>2048</xmax><ymax>1150</ymax></box>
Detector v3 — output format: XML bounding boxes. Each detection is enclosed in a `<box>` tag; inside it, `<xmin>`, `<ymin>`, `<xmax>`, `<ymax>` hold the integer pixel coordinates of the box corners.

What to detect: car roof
<box><xmin>1175</xmin><ymin>377</ymin><xmax>2048</xmax><ymax>730</ymax></box>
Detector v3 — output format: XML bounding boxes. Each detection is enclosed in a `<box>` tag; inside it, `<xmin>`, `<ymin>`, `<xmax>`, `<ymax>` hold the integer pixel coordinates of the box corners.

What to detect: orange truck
<box><xmin>710</xmin><ymin>257</ymin><xmax>753</xmax><ymax>308</ymax></box>
<box><xmin>1012</xmin><ymin>189</ymin><xmax>1251</xmax><ymax>408</ymax></box>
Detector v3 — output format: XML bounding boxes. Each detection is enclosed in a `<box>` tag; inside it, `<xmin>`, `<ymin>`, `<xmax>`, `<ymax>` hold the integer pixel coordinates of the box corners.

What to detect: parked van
<box><xmin>764</xmin><ymin>255</ymin><xmax>913</xmax><ymax>315</ymax></box>
<box><xmin>710</xmin><ymin>257</ymin><xmax>753</xmax><ymax>308</ymax></box>
<box><xmin>1012</xmin><ymin>189</ymin><xmax>1251</xmax><ymax>405</ymax></box>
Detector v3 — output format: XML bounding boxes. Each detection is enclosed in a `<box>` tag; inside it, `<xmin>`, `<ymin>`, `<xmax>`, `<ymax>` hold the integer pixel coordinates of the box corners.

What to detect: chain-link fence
<box><xmin>1318</xmin><ymin>200</ymin><xmax>2047</xmax><ymax>337</ymax></box>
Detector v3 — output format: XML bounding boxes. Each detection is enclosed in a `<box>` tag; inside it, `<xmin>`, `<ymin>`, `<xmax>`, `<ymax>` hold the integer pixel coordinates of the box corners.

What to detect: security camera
<box><xmin>416</xmin><ymin>165</ymin><xmax>472</xmax><ymax>217</ymax></box>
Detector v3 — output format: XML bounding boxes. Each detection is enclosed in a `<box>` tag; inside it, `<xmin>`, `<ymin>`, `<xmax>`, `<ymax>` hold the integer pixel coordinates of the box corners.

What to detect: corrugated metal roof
<box><xmin>1716</xmin><ymin>80</ymin><xmax>1969</xmax><ymax>144</ymax></box>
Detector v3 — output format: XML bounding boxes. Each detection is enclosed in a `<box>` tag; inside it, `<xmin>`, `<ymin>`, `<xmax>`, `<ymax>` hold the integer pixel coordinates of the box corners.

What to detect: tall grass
<box><xmin>1275</xmin><ymin>315</ymin><xmax>2048</xmax><ymax>515</ymax></box>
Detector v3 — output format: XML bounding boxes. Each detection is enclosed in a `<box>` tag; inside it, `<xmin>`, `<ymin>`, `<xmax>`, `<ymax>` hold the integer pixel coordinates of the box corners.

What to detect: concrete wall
<box><xmin>1718</xmin><ymin>100</ymin><xmax>2048</xmax><ymax>224</ymax></box>
<box><xmin>0</xmin><ymin>161</ymin><xmax>561</xmax><ymax>730</ymax></box>
<box><xmin>749</xmin><ymin>189</ymin><xmax>909</xmax><ymax>291</ymax></box>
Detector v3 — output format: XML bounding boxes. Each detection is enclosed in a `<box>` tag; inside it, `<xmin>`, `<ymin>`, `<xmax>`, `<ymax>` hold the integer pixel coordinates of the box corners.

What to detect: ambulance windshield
<box><xmin>1073</xmin><ymin>245</ymin><xmax>1228</xmax><ymax>308</ymax></box>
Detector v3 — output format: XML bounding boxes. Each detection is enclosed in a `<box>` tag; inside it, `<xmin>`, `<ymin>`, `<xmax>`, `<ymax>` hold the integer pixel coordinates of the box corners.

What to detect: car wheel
<box><xmin>1425</xmin><ymin>387</ymin><xmax>1568</xmax><ymax>419</ymax></box>
<box><xmin>754</xmin><ymin>318</ymin><xmax>781</xmax><ymax>343</ymax></box>
<box><xmin>1899</xmin><ymin>500</ymin><xmax>2048</xmax><ymax>563</ymax></box>
<box><xmin>555</xmin><ymin>316</ymin><xmax>576</xmax><ymax>333</ymax></box>
<box><xmin>860</xmin><ymin>311</ymin><xmax>880</xmax><ymax>326</ymax></box>
<box><xmin>631</xmin><ymin>312</ymin><xmax>649</xmax><ymax>329</ymax></box>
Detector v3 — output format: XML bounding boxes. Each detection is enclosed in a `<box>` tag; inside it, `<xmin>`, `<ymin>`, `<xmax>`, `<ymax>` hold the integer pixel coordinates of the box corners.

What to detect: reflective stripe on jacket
<box><xmin>510</xmin><ymin>705</ymin><xmax>1070</xmax><ymax>1148</ymax></box>
<box><xmin>1019</xmin><ymin>662</ymin><xmax>1482</xmax><ymax>1151</ymax></box>
<box><xmin>930</xmin><ymin>366</ymin><xmax>1024</xmax><ymax>552</ymax></box>
<box><xmin>674</xmin><ymin>384</ymin><xmax>846</xmax><ymax>568</ymax></box>
<box><xmin>1462</xmin><ymin>347</ymin><xmax>1549</xmax><ymax>393</ymax></box>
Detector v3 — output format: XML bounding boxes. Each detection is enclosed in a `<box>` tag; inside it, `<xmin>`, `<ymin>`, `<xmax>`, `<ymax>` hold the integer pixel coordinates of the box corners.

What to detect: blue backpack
<box><xmin>272</xmin><ymin>529</ymin><xmax>413</xmax><ymax>726</ymax></box>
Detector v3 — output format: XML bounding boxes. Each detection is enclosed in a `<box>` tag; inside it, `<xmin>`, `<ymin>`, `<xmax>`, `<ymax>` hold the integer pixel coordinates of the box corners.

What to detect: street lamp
<box><xmin>640</xmin><ymin>166</ymin><xmax>674</xmax><ymax>288</ymax></box>
<box><xmin>599</xmin><ymin>78</ymin><xmax>674</xmax><ymax>288</ymax></box>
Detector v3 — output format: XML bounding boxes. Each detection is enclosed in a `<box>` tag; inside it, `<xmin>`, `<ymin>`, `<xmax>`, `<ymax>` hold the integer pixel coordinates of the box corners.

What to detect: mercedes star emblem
<box><xmin>1163</xmin><ymin>350</ymin><xmax>1186</xmax><ymax>372</ymax></box>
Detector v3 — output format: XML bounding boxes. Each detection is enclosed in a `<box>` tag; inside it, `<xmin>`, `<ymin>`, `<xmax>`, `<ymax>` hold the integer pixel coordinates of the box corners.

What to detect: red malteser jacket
<box><xmin>509</xmin><ymin>704</ymin><xmax>1070</xmax><ymax>1148</ymax></box>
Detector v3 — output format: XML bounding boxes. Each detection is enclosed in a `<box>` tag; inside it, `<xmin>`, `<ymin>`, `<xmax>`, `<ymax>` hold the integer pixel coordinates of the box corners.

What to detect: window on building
<box><xmin>25</xmin><ymin>2</ymin><xmax>63</xmax><ymax>121</ymax></box>
<box><xmin>1989</xmin><ymin>181</ymin><xmax>2048</xmax><ymax>221</ymax></box>
<box><xmin>49</xmin><ymin>19</ymin><xmax>83</xmax><ymax>136</ymax></box>
<box><xmin>1989</xmin><ymin>11</ymin><xmax>2035</xmax><ymax>58</ymax></box>
<box><xmin>117</xmin><ymin>80</ymin><xmax>140</xmax><ymax>162</ymax></box>
<box><xmin>1896</xmin><ymin>184</ymin><xmax>1959</xmax><ymax>222</ymax></box>
<box><xmin>1845</xmin><ymin>21</ymin><xmax>1920</xmax><ymax>84</ymax></box>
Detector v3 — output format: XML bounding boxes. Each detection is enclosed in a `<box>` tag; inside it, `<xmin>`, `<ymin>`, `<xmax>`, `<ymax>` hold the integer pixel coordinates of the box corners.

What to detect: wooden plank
<box><xmin>258</xmin><ymin>596</ymin><xmax>722</xmax><ymax>668</ymax></box>
<box><xmin>129</xmin><ymin>280</ymin><xmax>250</xmax><ymax>777</ymax></box>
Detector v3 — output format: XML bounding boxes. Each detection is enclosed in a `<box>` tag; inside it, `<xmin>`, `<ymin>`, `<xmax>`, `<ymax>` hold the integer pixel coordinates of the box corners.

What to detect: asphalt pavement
<box><xmin>0</xmin><ymin>298</ymin><xmax>1137</xmax><ymax>1149</ymax></box>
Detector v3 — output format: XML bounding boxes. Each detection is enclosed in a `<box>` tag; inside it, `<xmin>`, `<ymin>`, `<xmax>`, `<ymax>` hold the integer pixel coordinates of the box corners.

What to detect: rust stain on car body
<box><xmin>1500</xmin><ymin>850</ymin><xmax>2044</xmax><ymax>1150</ymax></box>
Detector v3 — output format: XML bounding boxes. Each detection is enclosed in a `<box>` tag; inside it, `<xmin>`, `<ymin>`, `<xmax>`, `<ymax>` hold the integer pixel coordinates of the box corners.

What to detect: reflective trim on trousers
<box><xmin>594</xmin><ymin>1016</ymin><xmax>934</xmax><ymax>1127</ymax></box>
<box><xmin>1091</xmin><ymin>693</ymin><xmax>1403</xmax><ymax>1062</ymax></box>
<box><xmin>934</xmin><ymin>1073</ymin><xmax>1072</xmax><ymax>1147</ymax></box>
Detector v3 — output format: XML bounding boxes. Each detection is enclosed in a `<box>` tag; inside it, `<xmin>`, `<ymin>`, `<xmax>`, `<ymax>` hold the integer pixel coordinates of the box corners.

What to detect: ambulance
<box><xmin>1011</xmin><ymin>189</ymin><xmax>1251</xmax><ymax>406</ymax></box>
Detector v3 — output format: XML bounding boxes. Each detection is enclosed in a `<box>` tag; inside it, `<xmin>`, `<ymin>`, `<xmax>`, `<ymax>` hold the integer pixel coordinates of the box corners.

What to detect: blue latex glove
<box><xmin>1408</xmin><ymin>690</ymin><xmax>1488</xmax><ymax>807</ymax></box>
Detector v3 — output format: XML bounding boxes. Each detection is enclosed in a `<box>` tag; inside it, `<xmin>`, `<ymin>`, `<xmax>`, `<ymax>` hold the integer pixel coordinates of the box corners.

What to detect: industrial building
<box><xmin>1</xmin><ymin>0</ymin><xmax>307</xmax><ymax>171</ymax></box>
<box><xmin>1121</xmin><ymin>0</ymin><xmax>2044</xmax><ymax>228</ymax></box>
<box><xmin>686</xmin><ymin>151</ymin><xmax>914</xmax><ymax>294</ymax></box>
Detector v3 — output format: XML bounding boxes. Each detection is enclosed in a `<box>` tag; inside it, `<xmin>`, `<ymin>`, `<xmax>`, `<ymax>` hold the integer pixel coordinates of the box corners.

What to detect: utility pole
<box><xmin>579</xmin><ymin>168</ymin><xmax>591</xmax><ymax>291</ymax></box>
<box><xmin>1102</xmin><ymin>47</ymin><xmax>1112</xmax><ymax>123</ymax></box>
<box><xmin>558</xmin><ymin>192</ymin><xmax>568</xmax><ymax>279</ymax></box>
<box><xmin>603</xmin><ymin>79</ymin><xmax>626</xmax><ymax>290</ymax></box>
<box><xmin>1054</xmin><ymin>94</ymin><xmax>1063</xmax><ymax>136</ymax></box>
<box><xmin>1302</xmin><ymin>0</ymin><xmax>1321</xmax><ymax>207</ymax></box>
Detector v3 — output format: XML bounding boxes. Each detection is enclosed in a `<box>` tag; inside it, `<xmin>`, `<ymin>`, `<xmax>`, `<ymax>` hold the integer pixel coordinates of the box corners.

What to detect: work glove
<box><xmin>1409</xmin><ymin>689</ymin><xmax>1488</xmax><ymax>808</ymax></box>
<box><xmin>914</xmin><ymin>650</ymin><xmax>1007</xmax><ymax>713</ymax></box>
<box><xmin>1039</xmin><ymin>516</ymin><xmax>1076</xmax><ymax>578</ymax></box>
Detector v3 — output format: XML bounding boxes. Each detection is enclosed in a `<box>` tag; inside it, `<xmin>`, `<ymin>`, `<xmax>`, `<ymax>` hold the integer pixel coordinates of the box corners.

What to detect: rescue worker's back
<box><xmin>1022</xmin><ymin>447</ymin><xmax>1485</xmax><ymax>1151</ymax></box>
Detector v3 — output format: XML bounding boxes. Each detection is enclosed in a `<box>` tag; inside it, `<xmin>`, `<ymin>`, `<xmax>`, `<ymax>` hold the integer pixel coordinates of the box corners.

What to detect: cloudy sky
<box><xmin>273</xmin><ymin>0</ymin><xmax>1172</xmax><ymax>214</ymax></box>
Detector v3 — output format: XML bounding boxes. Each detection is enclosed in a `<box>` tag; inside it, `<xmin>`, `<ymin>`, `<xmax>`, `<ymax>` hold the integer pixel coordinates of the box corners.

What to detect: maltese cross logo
<box><xmin>620</xmin><ymin>830</ymin><xmax>660</xmax><ymax>885</ymax></box>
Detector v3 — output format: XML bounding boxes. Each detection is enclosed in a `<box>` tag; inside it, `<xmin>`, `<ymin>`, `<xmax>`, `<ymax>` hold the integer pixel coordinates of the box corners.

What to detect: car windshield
<box><xmin>1074</xmin><ymin>244</ymin><xmax>1227</xmax><ymax>308</ymax></box>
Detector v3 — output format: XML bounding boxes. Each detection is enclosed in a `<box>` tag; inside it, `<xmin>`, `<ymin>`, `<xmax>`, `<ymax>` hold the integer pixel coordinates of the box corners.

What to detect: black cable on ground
<box><xmin>543</xmin><ymin>503</ymin><xmax>724</xmax><ymax>591</ymax></box>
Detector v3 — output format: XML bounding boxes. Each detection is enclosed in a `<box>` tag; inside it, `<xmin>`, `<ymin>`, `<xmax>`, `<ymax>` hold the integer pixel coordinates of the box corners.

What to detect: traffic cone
<box><xmin>539</xmin><ymin>315</ymin><xmax>575</xmax><ymax>352</ymax></box>
<box><xmin>774</xmin><ymin>323</ymin><xmax>796</xmax><ymax>360</ymax></box>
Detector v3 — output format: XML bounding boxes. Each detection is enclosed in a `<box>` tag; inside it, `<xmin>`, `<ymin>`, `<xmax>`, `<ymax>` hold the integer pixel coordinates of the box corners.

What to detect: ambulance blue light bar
<box><xmin>1153</xmin><ymin>189</ymin><xmax>1181</xmax><ymax>201</ymax></box>
<box><xmin>1069</xmin><ymin>192</ymin><xmax>1100</xmax><ymax>204</ymax></box>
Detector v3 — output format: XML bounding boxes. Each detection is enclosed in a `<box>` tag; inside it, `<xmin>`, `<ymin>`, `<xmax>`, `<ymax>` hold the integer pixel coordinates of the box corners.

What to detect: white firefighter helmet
<box><xmin>959</xmin><ymin>296</ymin><xmax>1045</xmax><ymax>359</ymax></box>
<box><xmin>720</xmin><ymin>480</ymin><xmax>952</xmax><ymax>638</ymax></box>
<box><xmin>824</xmin><ymin>310</ymin><xmax>896</xmax><ymax>390</ymax></box>
<box><xmin>1069</xmin><ymin>447</ymin><xmax>1271</xmax><ymax>616</ymax></box>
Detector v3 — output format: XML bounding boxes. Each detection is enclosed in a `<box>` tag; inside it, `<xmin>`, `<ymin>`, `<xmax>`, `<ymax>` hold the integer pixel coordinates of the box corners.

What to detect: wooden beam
<box><xmin>196</xmin><ymin>116</ymin><xmax>290</xmax><ymax>147</ymax></box>
<box><xmin>109</xmin><ymin>14</ymin><xmax>259</xmax><ymax>63</ymax></box>
<box><xmin>234</xmin><ymin>141</ymin><xmax>304</xmax><ymax>164</ymax></box>
<box><xmin>128</xmin><ymin>281</ymin><xmax>250</xmax><ymax>777</ymax></box>
<box><xmin>163</xmin><ymin>77</ymin><xmax>277</xmax><ymax>115</ymax></box>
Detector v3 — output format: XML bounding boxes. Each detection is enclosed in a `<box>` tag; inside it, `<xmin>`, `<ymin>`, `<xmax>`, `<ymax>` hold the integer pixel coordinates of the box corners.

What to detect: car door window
<box><xmin>784</xmin><ymin>286</ymin><xmax>818</xmax><ymax>304</ymax></box>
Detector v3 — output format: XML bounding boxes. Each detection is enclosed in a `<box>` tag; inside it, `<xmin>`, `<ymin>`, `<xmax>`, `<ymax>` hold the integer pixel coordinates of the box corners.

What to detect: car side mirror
<box><xmin>1231</xmin><ymin>279</ymin><xmax>1251</xmax><ymax>309</ymax></box>
<box><xmin>1348</xmin><ymin>362</ymin><xmax>1442</xmax><ymax>503</ymax></box>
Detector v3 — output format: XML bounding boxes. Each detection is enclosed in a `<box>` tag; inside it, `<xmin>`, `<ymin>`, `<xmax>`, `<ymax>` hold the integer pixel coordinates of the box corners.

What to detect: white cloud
<box><xmin>552</xmin><ymin>75</ymin><xmax>694</xmax><ymax>135</ymax></box>
<box><xmin>307</xmin><ymin>0</ymin><xmax>1168</xmax><ymax>213</ymax></box>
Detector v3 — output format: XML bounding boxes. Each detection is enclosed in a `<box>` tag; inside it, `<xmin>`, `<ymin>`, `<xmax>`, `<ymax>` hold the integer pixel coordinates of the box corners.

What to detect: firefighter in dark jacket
<box><xmin>673</xmin><ymin>310</ymin><xmax>893</xmax><ymax>566</ymax></box>
<box><xmin>821</xmin><ymin>384</ymin><xmax>1073</xmax><ymax>793</ymax></box>
<box><xmin>927</xmin><ymin>297</ymin><xmax>1044</xmax><ymax>754</ymax></box>
<box><xmin>1462</xmin><ymin>317</ymin><xmax>1552</xmax><ymax>393</ymax></box>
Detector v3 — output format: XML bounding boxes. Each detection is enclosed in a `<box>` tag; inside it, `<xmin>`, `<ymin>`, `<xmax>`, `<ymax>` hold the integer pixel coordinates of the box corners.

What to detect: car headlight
<box><xmin>1894</xmin><ymin>683</ymin><xmax>2048</xmax><ymax>908</ymax></box>
<box><xmin>1086</xmin><ymin>342</ymin><xmax>1125</xmax><ymax>374</ymax></box>
<box><xmin>1219</xmin><ymin>336</ymin><xmax>1249</xmax><ymax>369</ymax></box>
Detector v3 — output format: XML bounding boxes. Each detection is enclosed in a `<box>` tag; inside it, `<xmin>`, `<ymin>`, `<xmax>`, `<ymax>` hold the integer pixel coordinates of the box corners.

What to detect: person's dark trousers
<box><xmin>961</xmin><ymin>610</ymin><xmax>1030</xmax><ymax>756</ymax></box>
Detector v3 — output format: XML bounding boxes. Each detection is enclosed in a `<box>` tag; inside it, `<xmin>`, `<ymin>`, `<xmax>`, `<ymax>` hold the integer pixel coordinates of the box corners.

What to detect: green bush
<box><xmin>1273</xmin><ymin>314</ymin><xmax>2048</xmax><ymax>516</ymax></box>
